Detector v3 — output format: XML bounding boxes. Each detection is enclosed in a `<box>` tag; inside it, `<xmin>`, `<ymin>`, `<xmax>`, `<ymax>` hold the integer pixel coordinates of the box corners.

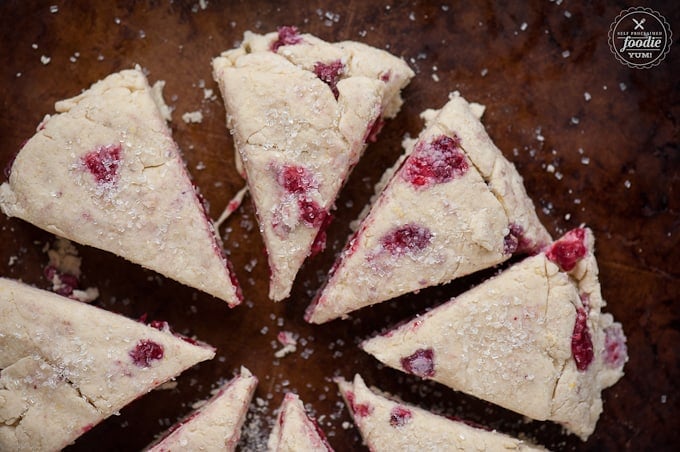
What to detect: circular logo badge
<box><xmin>608</xmin><ymin>7</ymin><xmax>672</xmax><ymax>69</ymax></box>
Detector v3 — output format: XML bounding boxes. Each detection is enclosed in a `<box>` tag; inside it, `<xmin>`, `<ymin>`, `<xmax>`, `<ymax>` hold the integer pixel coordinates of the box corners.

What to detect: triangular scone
<box><xmin>306</xmin><ymin>92</ymin><xmax>552</xmax><ymax>323</ymax></box>
<box><xmin>361</xmin><ymin>228</ymin><xmax>628</xmax><ymax>440</ymax></box>
<box><xmin>0</xmin><ymin>277</ymin><xmax>215</xmax><ymax>451</ymax></box>
<box><xmin>146</xmin><ymin>366</ymin><xmax>257</xmax><ymax>452</ymax></box>
<box><xmin>0</xmin><ymin>68</ymin><xmax>242</xmax><ymax>305</ymax></box>
<box><xmin>336</xmin><ymin>374</ymin><xmax>545</xmax><ymax>451</ymax></box>
<box><xmin>268</xmin><ymin>392</ymin><xmax>333</xmax><ymax>452</ymax></box>
<box><xmin>212</xmin><ymin>27</ymin><xmax>414</xmax><ymax>300</ymax></box>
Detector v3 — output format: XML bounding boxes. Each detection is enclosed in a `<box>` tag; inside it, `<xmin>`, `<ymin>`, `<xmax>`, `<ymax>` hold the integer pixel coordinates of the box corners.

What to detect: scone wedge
<box><xmin>0</xmin><ymin>68</ymin><xmax>242</xmax><ymax>305</ymax></box>
<box><xmin>145</xmin><ymin>366</ymin><xmax>257</xmax><ymax>451</ymax></box>
<box><xmin>0</xmin><ymin>277</ymin><xmax>215</xmax><ymax>451</ymax></box>
<box><xmin>336</xmin><ymin>374</ymin><xmax>545</xmax><ymax>451</ymax></box>
<box><xmin>268</xmin><ymin>392</ymin><xmax>333</xmax><ymax>451</ymax></box>
<box><xmin>212</xmin><ymin>27</ymin><xmax>414</xmax><ymax>300</ymax></box>
<box><xmin>361</xmin><ymin>228</ymin><xmax>628</xmax><ymax>440</ymax></box>
<box><xmin>306</xmin><ymin>92</ymin><xmax>551</xmax><ymax>323</ymax></box>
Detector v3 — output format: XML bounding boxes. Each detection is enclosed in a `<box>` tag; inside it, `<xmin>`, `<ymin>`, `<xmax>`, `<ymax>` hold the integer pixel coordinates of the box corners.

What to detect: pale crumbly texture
<box><xmin>0</xmin><ymin>277</ymin><xmax>215</xmax><ymax>452</ymax></box>
<box><xmin>45</xmin><ymin>237</ymin><xmax>99</xmax><ymax>303</ymax></box>
<box><xmin>306</xmin><ymin>93</ymin><xmax>551</xmax><ymax>323</ymax></box>
<box><xmin>361</xmin><ymin>229</ymin><xmax>627</xmax><ymax>440</ymax></box>
<box><xmin>267</xmin><ymin>392</ymin><xmax>333</xmax><ymax>452</ymax></box>
<box><xmin>0</xmin><ymin>68</ymin><xmax>241</xmax><ymax>306</ymax></box>
<box><xmin>336</xmin><ymin>375</ymin><xmax>545</xmax><ymax>451</ymax></box>
<box><xmin>145</xmin><ymin>366</ymin><xmax>257</xmax><ymax>452</ymax></box>
<box><xmin>212</xmin><ymin>29</ymin><xmax>414</xmax><ymax>301</ymax></box>
<box><xmin>46</xmin><ymin>237</ymin><xmax>82</xmax><ymax>278</ymax></box>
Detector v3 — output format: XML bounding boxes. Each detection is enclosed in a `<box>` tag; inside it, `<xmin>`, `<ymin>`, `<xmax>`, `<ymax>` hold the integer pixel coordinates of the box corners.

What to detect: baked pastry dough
<box><xmin>307</xmin><ymin>92</ymin><xmax>550</xmax><ymax>323</ymax></box>
<box><xmin>268</xmin><ymin>392</ymin><xmax>333</xmax><ymax>452</ymax></box>
<box><xmin>361</xmin><ymin>228</ymin><xmax>627</xmax><ymax>440</ymax></box>
<box><xmin>0</xmin><ymin>277</ymin><xmax>215</xmax><ymax>451</ymax></box>
<box><xmin>145</xmin><ymin>367</ymin><xmax>257</xmax><ymax>451</ymax></box>
<box><xmin>0</xmin><ymin>68</ymin><xmax>242</xmax><ymax>305</ymax></box>
<box><xmin>212</xmin><ymin>27</ymin><xmax>414</xmax><ymax>300</ymax></box>
<box><xmin>337</xmin><ymin>374</ymin><xmax>545</xmax><ymax>451</ymax></box>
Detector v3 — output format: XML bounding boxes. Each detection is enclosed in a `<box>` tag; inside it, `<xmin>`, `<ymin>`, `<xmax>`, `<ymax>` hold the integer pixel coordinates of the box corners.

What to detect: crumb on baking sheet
<box><xmin>182</xmin><ymin>110</ymin><xmax>203</xmax><ymax>123</ymax></box>
<box><xmin>44</xmin><ymin>237</ymin><xmax>99</xmax><ymax>302</ymax></box>
<box><xmin>215</xmin><ymin>186</ymin><xmax>248</xmax><ymax>230</ymax></box>
<box><xmin>151</xmin><ymin>80</ymin><xmax>174</xmax><ymax>121</ymax></box>
<box><xmin>155</xmin><ymin>380</ymin><xmax>179</xmax><ymax>391</ymax></box>
<box><xmin>274</xmin><ymin>330</ymin><xmax>298</xmax><ymax>358</ymax></box>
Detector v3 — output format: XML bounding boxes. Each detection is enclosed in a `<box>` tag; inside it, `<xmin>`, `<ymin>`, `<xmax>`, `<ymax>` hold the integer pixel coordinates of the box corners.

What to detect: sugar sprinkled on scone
<box><xmin>0</xmin><ymin>277</ymin><xmax>215</xmax><ymax>451</ymax></box>
<box><xmin>306</xmin><ymin>92</ymin><xmax>551</xmax><ymax>323</ymax></box>
<box><xmin>212</xmin><ymin>27</ymin><xmax>415</xmax><ymax>301</ymax></box>
<box><xmin>361</xmin><ymin>228</ymin><xmax>627</xmax><ymax>440</ymax></box>
<box><xmin>268</xmin><ymin>392</ymin><xmax>334</xmax><ymax>451</ymax></box>
<box><xmin>0</xmin><ymin>68</ymin><xmax>242</xmax><ymax>305</ymax></box>
<box><xmin>336</xmin><ymin>374</ymin><xmax>546</xmax><ymax>451</ymax></box>
<box><xmin>145</xmin><ymin>367</ymin><xmax>257</xmax><ymax>452</ymax></box>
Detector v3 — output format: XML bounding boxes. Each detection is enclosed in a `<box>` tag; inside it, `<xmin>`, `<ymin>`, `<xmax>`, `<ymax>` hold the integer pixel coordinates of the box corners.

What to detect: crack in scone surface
<box><xmin>2</xmin><ymin>295</ymin><xmax>108</xmax><ymax>417</ymax></box>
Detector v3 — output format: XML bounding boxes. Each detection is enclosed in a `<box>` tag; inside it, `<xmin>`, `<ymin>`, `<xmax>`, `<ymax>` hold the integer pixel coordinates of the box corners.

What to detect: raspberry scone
<box><xmin>212</xmin><ymin>27</ymin><xmax>414</xmax><ymax>300</ymax></box>
<box><xmin>306</xmin><ymin>92</ymin><xmax>551</xmax><ymax>323</ymax></box>
<box><xmin>361</xmin><ymin>228</ymin><xmax>628</xmax><ymax>440</ymax></box>
<box><xmin>0</xmin><ymin>68</ymin><xmax>242</xmax><ymax>305</ymax></box>
<box><xmin>145</xmin><ymin>367</ymin><xmax>257</xmax><ymax>452</ymax></box>
<box><xmin>267</xmin><ymin>392</ymin><xmax>333</xmax><ymax>452</ymax></box>
<box><xmin>336</xmin><ymin>374</ymin><xmax>545</xmax><ymax>451</ymax></box>
<box><xmin>0</xmin><ymin>277</ymin><xmax>215</xmax><ymax>452</ymax></box>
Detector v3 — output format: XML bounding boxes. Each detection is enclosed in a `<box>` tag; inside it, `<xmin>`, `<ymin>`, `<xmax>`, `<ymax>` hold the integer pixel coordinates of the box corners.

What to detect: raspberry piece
<box><xmin>353</xmin><ymin>401</ymin><xmax>373</xmax><ymax>417</ymax></box>
<box><xmin>344</xmin><ymin>390</ymin><xmax>373</xmax><ymax>417</ymax></box>
<box><xmin>149</xmin><ymin>320</ymin><xmax>169</xmax><ymax>331</ymax></box>
<box><xmin>571</xmin><ymin>307</ymin><xmax>594</xmax><ymax>371</ymax></box>
<box><xmin>271</xmin><ymin>26</ymin><xmax>302</xmax><ymax>51</ymax></box>
<box><xmin>82</xmin><ymin>144</ymin><xmax>121</xmax><ymax>185</ymax></box>
<box><xmin>298</xmin><ymin>197</ymin><xmax>327</xmax><ymax>228</ymax></box>
<box><xmin>380</xmin><ymin>224</ymin><xmax>432</xmax><ymax>256</ymax></box>
<box><xmin>546</xmin><ymin>228</ymin><xmax>587</xmax><ymax>271</ymax></box>
<box><xmin>389</xmin><ymin>406</ymin><xmax>412</xmax><ymax>427</ymax></box>
<box><xmin>402</xmin><ymin>135</ymin><xmax>467</xmax><ymax>187</ymax></box>
<box><xmin>278</xmin><ymin>165</ymin><xmax>317</xmax><ymax>194</ymax></box>
<box><xmin>503</xmin><ymin>231</ymin><xmax>519</xmax><ymax>255</ymax></box>
<box><xmin>129</xmin><ymin>339</ymin><xmax>164</xmax><ymax>367</ymax></box>
<box><xmin>604</xmin><ymin>323</ymin><xmax>628</xmax><ymax>368</ymax></box>
<box><xmin>400</xmin><ymin>348</ymin><xmax>435</xmax><ymax>377</ymax></box>
<box><xmin>44</xmin><ymin>265</ymin><xmax>79</xmax><ymax>297</ymax></box>
<box><xmin>310</xmin><ymin>213</ymin><xmax>333</xmax><ymax>257</ymax></box>
<box><xmin>314</xmin><ymin>60</ymin><xmax>344</xmax><ymax>99</ymax></box>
